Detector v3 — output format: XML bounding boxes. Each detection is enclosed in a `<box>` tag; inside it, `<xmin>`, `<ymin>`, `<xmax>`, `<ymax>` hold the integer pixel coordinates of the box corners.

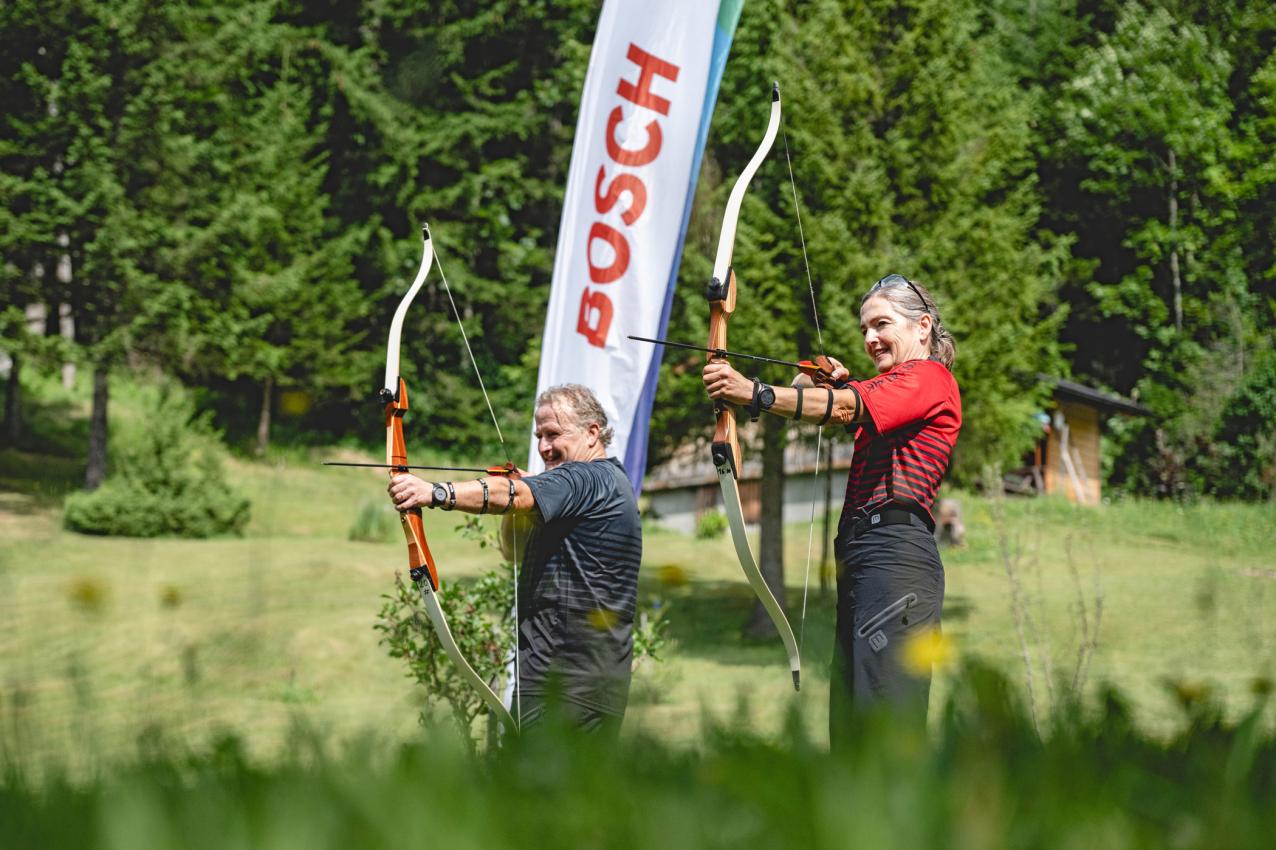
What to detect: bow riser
<box><xmin>384</xmin><ymin>376</ymin><xmax>441</xmax><ymax>590</ymax></box>
<box><xmin>708</xmin><ymin>269</ymin><xmax>742</xmax><ymax>477</ymax></box>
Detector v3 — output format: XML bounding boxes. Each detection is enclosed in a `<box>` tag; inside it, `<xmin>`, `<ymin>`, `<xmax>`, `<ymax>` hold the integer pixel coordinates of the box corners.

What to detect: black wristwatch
<box><xmin>430</xmin><ymin>483</ymin><xmax>448</xmax><ymax>509</ymax></box>
<box><xmin>748</xmin><ymin>379</ymin><xmax>776</xmax><ymax>421</ymax></box>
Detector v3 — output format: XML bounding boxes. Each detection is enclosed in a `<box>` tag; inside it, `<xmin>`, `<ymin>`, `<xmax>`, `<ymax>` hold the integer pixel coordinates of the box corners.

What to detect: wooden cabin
<box><xmin>1008</xmin><ymin>377</ymin><xmax>1150</xmax><ymax>505</ymax></box>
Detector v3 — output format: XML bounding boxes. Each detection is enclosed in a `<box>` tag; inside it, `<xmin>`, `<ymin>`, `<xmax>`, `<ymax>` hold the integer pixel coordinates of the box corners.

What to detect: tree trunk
<box><xmin>1168</xmin><ymin>147</ymin><xmax>1182</xmax><ymax>333</ymax></box>
<box><xmin>84</xmin><ymin>364</ymin><xmax>109</xmax><ymax>490</ymax></box>
<box><xmin>4</xmin><ymin>353</ymin><xmax>21</xmax><ymax>445</ymax></box>
<box><xmin>747</xmin><ymin>413</ymin><xmax>788</xmax><ymax>637</ymax></box>
<box><xmin>256</xmin><ymin>375</ymin><xmax>273</xmax><ymax>457</ymax></box>
<box><xmin>43</xmin><ymin>306</ymin><xmax>58</xmax><ymax>337</ymax></box>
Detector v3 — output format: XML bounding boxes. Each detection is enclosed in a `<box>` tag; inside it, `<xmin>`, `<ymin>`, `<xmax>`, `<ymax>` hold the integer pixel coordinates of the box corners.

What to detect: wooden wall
<box><xmin>1042</xmin><ymin>400</ymin><xmax>1102</xmax><ymax>505</ymax></box>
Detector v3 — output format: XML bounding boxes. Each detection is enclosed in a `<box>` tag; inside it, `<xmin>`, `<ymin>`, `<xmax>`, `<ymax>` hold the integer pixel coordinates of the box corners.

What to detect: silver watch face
<box><xmin>432</xmin><ymin>483</ymin><xmax>448</xmax><ymax>505</ymax></box>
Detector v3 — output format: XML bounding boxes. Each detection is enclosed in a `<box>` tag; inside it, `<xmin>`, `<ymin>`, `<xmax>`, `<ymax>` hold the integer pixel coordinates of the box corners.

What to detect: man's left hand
<box><xmin>388</xmin><ymin>473</ymin><xmax>431</xmax><ymax>510</ymax></box>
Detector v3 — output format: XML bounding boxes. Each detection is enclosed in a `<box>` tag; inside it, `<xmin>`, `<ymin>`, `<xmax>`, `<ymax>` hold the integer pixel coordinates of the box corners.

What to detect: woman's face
<box><xmin>859</xmin><ymin>295</ymin><xmax>932</xmax><ymax>373</ymax></box>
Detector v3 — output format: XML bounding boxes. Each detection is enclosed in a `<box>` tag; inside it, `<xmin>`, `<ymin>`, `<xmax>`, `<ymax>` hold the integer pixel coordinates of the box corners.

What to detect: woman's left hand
<box><xmin>702</xmin><ymin>361</ymin><xmax>754</xmax><ymax>406</ymax></box>
<box><xmin>820</xmin><ymin>356</ymin><xmax>851</xmax><ymax>385</ymax></box>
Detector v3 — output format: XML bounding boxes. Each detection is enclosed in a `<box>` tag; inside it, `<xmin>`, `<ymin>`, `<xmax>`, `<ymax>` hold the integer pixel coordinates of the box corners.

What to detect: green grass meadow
<box><xmin>2</xmin><ymin>414</ymin><xmax>1275</xmax><ymax>846</ymax></box>
<box><xmin>4</xmin><ymin>449</ymin><xmax>1273</xmax><ymax>767</ymax></box>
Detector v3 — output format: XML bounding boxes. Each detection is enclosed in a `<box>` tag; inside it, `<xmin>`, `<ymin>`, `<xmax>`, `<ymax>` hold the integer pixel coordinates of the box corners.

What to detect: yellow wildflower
<box><xmin>68</xmin><ymin>576</ymin><xmax>108</xmax><ymax>615</ymax></box>
<box><xmin>656</xmin><ymin>564</ymin><xmax>689</xmax><ymax>587</ymax></box>
<box><xmin>902</xmin><ymin>627</ymin><xmax>954</xmax><ymax>676</ymax></box>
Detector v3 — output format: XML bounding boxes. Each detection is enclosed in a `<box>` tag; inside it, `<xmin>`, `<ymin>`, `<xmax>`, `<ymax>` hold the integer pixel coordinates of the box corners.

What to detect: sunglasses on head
<box><xmin>871</xmin><ymin>273</ymin><xmax>931</xmax><ymax>316</ymax></box>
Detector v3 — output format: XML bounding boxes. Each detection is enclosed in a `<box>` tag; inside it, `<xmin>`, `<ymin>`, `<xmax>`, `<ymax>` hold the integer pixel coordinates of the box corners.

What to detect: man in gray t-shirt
<box><xmin>389</xmin><ymin>383</ymin><xmax>641</xmax><ymax>734</ymax></box>
<box><xmin>518</xmin><ymin>454</ymin><xmax>640</xmax><ymax>727</ymax></box>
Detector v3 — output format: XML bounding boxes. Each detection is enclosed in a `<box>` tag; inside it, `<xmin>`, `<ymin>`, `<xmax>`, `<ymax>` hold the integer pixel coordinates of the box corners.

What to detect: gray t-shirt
<box><xmin>520</xmin><ymin>457</ymin><xmax>642</xmax><ymax>621</ymax></box>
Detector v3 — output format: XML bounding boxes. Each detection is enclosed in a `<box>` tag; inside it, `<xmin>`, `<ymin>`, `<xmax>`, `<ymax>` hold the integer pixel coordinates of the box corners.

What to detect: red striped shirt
<box><xmin>843</xmin><ymin>358</ymin><xmax>962</xmax><ymax>526</ymax></box>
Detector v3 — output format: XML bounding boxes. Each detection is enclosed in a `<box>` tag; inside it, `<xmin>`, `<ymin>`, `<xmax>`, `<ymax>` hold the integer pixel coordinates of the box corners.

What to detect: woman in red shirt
<box><xmin>703</xmin><ymin>273</ymin><xmax>960</xmax><ymax>746</ymax></box>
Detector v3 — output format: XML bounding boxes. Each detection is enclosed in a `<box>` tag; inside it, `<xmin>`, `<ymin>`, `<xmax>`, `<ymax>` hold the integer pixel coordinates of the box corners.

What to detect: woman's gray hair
<box><xmin>860</xmin><ymin>275</ymin><xmax>957</xmax><ymax>369</ymax></box>
<box><xmin>536</xmin><ymin>384</ymin><xmax>615</xmax><ymax>447</ymax></box>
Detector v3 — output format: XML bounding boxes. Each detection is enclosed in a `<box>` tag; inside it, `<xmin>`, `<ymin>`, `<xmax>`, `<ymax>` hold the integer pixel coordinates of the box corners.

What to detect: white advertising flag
<box><xmin>529</xmin><ymin>0</ymin><xmax>743</xmax><ymax>492</ymax></box>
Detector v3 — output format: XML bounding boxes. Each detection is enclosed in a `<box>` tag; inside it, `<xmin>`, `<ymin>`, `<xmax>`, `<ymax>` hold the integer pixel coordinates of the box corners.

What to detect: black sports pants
<box><xmin>830</xmin><ymin>515</ymin><xmax>945</xmax><ymax>750</ymax></box>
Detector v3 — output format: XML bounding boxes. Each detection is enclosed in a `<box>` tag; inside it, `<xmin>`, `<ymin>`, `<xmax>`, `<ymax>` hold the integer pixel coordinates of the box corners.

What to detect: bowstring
<box><xmin>432</xmin><ymin>252</ymin><xmax>514</xmax><ymax>469</ymax></box>
<box><xmin>783</xmin><ymin>123</ymin><xmax>824</xmax><ymax>355</ymax></box>
<box><xmin>782</xmin><ymin>116</ymin><xmax>824</xmax><ymax>656</ymax></box>
<box><xmin>432</xmin><ymin>242</ymin><xmax>522</xmax><ymax>728</ymax></box>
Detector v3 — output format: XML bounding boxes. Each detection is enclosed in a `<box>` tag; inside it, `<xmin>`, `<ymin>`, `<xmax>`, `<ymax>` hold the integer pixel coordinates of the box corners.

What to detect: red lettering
<box><xmin>587</xmin><ymin>222</ymin><xmax>630</xmax><ymax>283</ymax></box>
<box><xmin>577</xmin><ymin>288</ymin><xmax>613</xmax><ymax>348</ymax></box>
<box><xmin>594</xmin><ymin>166</ymin><xmax>647</xmax><ymax>225</ymax></box>
<box><xmin>617</xmin><ymin>44</ymin><xmax>679</xmax><ymax>116</ymax></box>
<box><xmin>606</xmin><ymin>106</ymin><xmax>662</xmax><ymax>167</ymax></box>
<box><xmin>573</xmin><ymin>44</ymin><xmax>679</xmax><ymax>348</ymax></box>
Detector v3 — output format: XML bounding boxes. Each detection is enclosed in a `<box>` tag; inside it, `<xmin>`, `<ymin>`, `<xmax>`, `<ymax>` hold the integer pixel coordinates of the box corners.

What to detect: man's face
<box><xmin>534</xmin><ymin>403</ymin><xmax>599</xmax><ymax>469</ymax></box>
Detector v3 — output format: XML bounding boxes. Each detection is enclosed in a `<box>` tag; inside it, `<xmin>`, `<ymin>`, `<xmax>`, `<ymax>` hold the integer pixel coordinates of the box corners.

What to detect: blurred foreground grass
<box><xmin>2</xmin><ymin>662</ymin><xmax>1273</xmax><ymax>850</ymax></box>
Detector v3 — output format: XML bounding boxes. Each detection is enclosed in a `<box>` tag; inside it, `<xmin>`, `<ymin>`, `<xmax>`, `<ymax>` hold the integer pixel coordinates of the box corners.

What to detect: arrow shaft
<box><xmin>323</xmin><ymin>461</ymin><xmax>508</xmax><ymax>474</ymax></box>
<box><xmin>628</xmin><ymin>335</ymin><xmax>804</xmax><ymax>369</ymax></box>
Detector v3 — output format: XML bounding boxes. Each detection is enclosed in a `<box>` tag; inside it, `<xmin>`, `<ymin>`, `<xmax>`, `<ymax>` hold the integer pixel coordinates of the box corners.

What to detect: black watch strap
<box><xmin>792</xmin><ymin>386</ymin><xmax>804</xmax><ymax>421</ymax></box>
<box><xmin>748</xmin><ymin>378</ymin><xmax>776</xmax><ymax>422</ymax></box>
<box><xmin>748</xmin><ymin>377</ymin><xmax>763</xmax><ymax>422</ymax></box>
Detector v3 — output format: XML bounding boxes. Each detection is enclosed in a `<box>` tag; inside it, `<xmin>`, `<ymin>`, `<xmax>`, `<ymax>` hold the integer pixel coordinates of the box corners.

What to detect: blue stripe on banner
<box><xmin>623</xmin><ymin>0</ymin><xmax>744</xmax><ymax>497</ymax></box>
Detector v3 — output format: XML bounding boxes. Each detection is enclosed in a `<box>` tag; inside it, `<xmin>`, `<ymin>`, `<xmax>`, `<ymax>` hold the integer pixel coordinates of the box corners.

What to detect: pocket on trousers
<box><xmin>855</xmin><ymin>592</ymin><xmax>918</xmax><ymax>653</ymax></box>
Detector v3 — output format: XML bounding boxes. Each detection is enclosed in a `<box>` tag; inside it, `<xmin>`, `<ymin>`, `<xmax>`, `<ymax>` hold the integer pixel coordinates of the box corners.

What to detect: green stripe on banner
<box><xmin>717</xmin><ymin>0</ymin><xmax>744</xmax><ymax>36</ymax></box>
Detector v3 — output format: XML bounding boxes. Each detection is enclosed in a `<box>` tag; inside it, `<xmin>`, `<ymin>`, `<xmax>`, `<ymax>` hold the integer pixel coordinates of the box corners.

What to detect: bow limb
<box><xmin>710</xmin><ymin>83</ymin><xmax>782</xmax><ymax>284</ymax></box>
<box><xmin>384</xmin><ymin>225</ymin><xmax>516</xmax><ymax>732</ymax></box>
<box><xmin>417</xmin><ymin>556</ymin><xmax>518</xmax><ymax>730</ymax></box>
<box><xmin>706</xmin><ymin>84</ymin><xmax>801</xmax><ymax>691</ymax></box>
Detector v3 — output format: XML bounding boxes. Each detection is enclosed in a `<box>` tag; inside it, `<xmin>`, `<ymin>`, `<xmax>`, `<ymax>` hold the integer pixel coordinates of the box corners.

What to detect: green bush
<box><xmin>348</xmin><ymin>499</ymin><xmax>399</xmax><ymax>543</ymax></box>
<box><xmin>1204</xmin><ymin>350</ymin><xmax>1276</xmax><ymax>500</ymax></box>
<box><xmin>63</xmin><ymin>388</ymin><xmax>250</xmax><ymax>537</ymax></box>
<box><xmin>695</xmin><ymin>510</ymin><xmax>728</xmax><ymax>539</ymax></box>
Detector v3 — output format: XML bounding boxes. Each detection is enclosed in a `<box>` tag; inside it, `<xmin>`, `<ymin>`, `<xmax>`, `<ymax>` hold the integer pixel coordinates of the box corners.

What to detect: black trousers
<box><xmin>830</xmin><ymin>515</ymin><xmax>945</xmax><ymax>750</ymax></box>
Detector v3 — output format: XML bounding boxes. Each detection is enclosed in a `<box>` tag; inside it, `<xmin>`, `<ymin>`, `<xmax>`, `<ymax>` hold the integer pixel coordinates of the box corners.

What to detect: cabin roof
<box><xmin>1040</xmin><ymin>375</ymin><xmax>1151</xmax><ymax>417</ymax></box>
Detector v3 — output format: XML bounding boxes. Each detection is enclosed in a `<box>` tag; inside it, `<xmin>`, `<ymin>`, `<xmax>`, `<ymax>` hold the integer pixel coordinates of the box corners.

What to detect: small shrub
<box><xmin>695</xmin><ymin>510</ymin><xmax>728</xmax><ymax>539</ymax></box>
<box><xmin>632</xmin><ymin>598</ymin><xmax>671</xmax><ymax>668</ymax></box>
<box><xmin>1204</xmin><ymin>350</ymin><xmax>1276</xmax><ymax>500</ymax></box>
<box><xmin>377</xmin><ymin>569</ymin><xmax>515</xmax><ymax>747</ymax></box>
<box><xmin>348</xmin><ymin>499</ymin><xmax>399</xmax><ymax>542</ymax></box>
<box><xmin>63</xmin><ymin>387</ymin><xmax>250</xmax><ymax>537</ymax></box>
